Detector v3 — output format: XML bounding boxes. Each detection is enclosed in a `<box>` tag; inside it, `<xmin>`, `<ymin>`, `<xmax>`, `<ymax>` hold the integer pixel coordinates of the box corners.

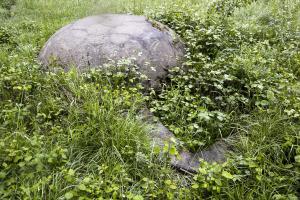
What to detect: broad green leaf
<box><xmin>295</xmin><ymin>155</ymin><xmax>300</xmax><ymax>163</ymax></box>
<box><xmin>64</xmin><ymin>192</ymin><xmax>74</xmax><ymax>199</ymax></box>
<box><xmin>77</xmin><ymin>184</ymin><xmax>87</xmax><ymax>191</ymax></box>
<box><xmin>221</xmin><ymin>171</ymin><xmax>234</xmax><ymax>179</ymax></box>
<box><xmin>169</xmin><ymin>145</ymin><xmax>177</xmax><ymax>156</ymax></box>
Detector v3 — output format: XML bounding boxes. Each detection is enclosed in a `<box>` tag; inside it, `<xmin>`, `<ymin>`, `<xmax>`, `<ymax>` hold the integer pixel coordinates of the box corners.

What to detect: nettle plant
<box><xmin>146</xmin><ymin>0</ymin><xmax>300</xmax><ymax>151</ymax></box>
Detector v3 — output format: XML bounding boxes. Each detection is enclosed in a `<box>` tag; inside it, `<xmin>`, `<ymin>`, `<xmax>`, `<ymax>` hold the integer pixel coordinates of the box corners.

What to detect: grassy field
<box><xmin>0</xmin><ymin>0</ymin><xmax>300</xmax><ymax>199</ymax></box>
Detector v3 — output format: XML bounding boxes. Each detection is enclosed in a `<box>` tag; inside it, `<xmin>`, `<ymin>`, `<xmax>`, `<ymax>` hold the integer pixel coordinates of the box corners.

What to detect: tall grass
<box><xmin>1</xmin><ymin>0</ymin><xmax>299</xmax><ymax>199</ymax></box>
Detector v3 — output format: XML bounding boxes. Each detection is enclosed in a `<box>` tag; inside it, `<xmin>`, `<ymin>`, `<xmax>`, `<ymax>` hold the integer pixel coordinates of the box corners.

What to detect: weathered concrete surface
<box><xmin>138</xmin><ymin>109</ymin><xmax>229</xmax><ymax>173</ymax></box>
<box><xmin>39</xmin><ymin>14</ymin><xmax>185</xmax><ymax>88</ymax></box>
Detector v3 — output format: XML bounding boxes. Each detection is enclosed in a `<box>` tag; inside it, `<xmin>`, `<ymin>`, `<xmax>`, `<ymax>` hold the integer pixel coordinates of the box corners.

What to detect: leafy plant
<box><xmin>146</xmin><ymin>0</ymin><xmax>300</xmax><ymax>151</ymax></box>
<box><xmin>0</xmin><ymin>0</ymin><xmax>300</xmax><ymax>199</ymax></box>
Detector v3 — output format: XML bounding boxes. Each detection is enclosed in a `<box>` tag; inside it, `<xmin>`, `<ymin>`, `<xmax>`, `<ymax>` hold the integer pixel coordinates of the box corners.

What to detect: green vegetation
<box><xmin>0</xmin><ymin>0</ymin><xmax>299</xmax><ymax>199</ymax></box>
<box><xmin>148</xmin><ymin>0</ymin><xmax>300</xmax><ymax>150</ymax></box>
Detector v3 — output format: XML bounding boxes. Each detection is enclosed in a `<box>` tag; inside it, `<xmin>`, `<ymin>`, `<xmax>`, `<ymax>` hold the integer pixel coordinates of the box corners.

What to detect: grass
<box><xmin>0</xmin><ymin>0</ymin><xmax>300</xmax><ymax>199</ymax></box>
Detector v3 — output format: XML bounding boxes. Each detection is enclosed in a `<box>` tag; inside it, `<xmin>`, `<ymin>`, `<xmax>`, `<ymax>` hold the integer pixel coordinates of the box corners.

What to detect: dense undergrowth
<box><xmin>147</xmin><ymin>0</ymin><xmax>300</xmax><ymax>150</ymax></box>
<box><xmin>0</xmin><ymin>0</ymin><xmax>300</xmax><ymax>199</ymax></box>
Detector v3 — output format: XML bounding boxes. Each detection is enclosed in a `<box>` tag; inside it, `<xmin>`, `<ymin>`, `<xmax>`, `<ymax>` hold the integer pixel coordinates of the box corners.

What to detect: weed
<box><xmin>0</xmin><ymin>0</ymin><xmax>299</xmax><ymax>199</ymax></box>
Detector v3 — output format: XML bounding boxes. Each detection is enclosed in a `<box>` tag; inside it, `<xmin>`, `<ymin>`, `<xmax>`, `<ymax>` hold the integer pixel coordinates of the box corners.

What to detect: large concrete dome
<box><xmin>39</xmin><ymin>14</ymin><xmax>185</xmax><ymax>87</ymax></box>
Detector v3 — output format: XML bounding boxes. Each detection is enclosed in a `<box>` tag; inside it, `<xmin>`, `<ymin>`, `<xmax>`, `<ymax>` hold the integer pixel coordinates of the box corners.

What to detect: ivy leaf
<box><xmin>25</xmin><ymin>155</ymin><xmax>32</xmax><ymax>162</ymax></box>
<box><xmin>221</xmin><ymin>171</ymin><xmax>234</xmax><ymax>179</ymax></box>
<box><xmin>215</xmin><ymin>178</ymin><xmax>222</xmax><ymax>186</ymax></box>
<box><xmin>153</xmin><ymin>145</ymin><xmax>161</xmax><ymax>155</ymax></box>
<box><xmin>0</xmin><ymin>171</ymin><xmax>6</xmax><ymax>179</ymax></box>
<box><xmin>64</xmin><ymin>191</ymin><xmax>74</xmax><ymax>199</ymax></box>
<box><xmin>165</xmin><ymin>180</ymin><xmax>172</xmax><ymax>185</ymax></box>
<box><xmin>198</xmin><ymin>112</ymin><xmax>210</xmax><ymax>121</ymax></box>
<box><xmin>77</xmin><ymin>184</ymin><xmax>87</xmax><ymax>191</ymax></box>
<box><xmin>295</xmin><ymin>155</ymin><xmax>300</xmax><ymax>163</ymax></box>
<box><xmin>169</xmin><ymin>145</ymin><xmax>177</xmax><ymax>156</ymax></box>
<box><xmin>68</xmin><ymin>169</ymin><xmax>75</xmax><ymax>176</ymax></box>
<box><xmin>267</xmin><ymin>90</ymin><xmax>275</xmax><ymax>101</ymax></box>
<box><xmin>133</xmin><ymin>195</ymin><xmax>144</xmax><ymax>200</ymax></box>
<box><xmin>169</xmin><ymin>184</ymin><xmax>177</xmax><ymax>189</ymax></box>
<box><xmin>260</xmin><ymin>100</ymin><xmax>269</xmax><ymax>106</ymax></box>
<box><xmin>163</xmin><ymin>142</ymin><xmax>169</xmax><ymax>153</ymax></box>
